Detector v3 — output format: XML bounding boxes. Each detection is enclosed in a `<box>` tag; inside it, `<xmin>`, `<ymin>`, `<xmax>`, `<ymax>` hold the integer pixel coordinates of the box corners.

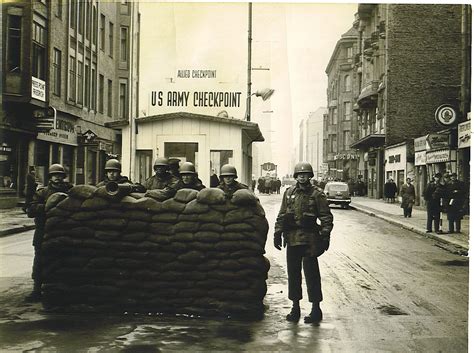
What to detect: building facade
<box><xmin>298</xmin><ymin>108</ymin><xmax>326</xmax><ymax>179</ymax></box>
<box><xmin>1</xmin><ymin>0</ymin><xmax>139</xmax><ymax>207</ymax></box>
<box><xmin>349</xmin><ymin>4</ymin><xmax>466</xmax><ymax>198</ymax></box>
<box><xmin>324</xmin><ymin>27</ymin><xmax>359</xmax><ymax>182</ymax></box>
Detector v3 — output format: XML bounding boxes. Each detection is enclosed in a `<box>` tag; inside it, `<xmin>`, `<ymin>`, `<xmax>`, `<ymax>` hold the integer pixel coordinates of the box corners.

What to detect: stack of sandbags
<box><xmin>41</xmin><ymin>185</ymin><xmax>269</xmax><ymax>318</ymax></box>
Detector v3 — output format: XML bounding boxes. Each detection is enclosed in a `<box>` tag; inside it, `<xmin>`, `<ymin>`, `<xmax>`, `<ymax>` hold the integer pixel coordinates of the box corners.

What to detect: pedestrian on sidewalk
<box><xmin>400</xmin><ymin>177</ymin><xmax>415</xmax><ymax>218</ymax></box>
<box><xmin>274</xmin><ymin>162</ymin><xmax>334</xmax><ymax>324</ymax></box>
<box><xmin>384</xmin><ymin>179</ymin><xmax>397</xmax><ymax>203</ymax></box>
<box><xmin>26</xmin><ymin>164</ymin><xmax>73</xmax><ymax>301</ymax></box>
<box><xmin>423</xmin><ymin>173</ymin><xmax>446</xmax><ymax>234</ymax></box>
<box><xmin>446</xmin><ymin>173</ymin><xmax>467</xmax><ymax>233</ymax></box>
<box><xmin>23</xmin><ymin>166</ymin><xmax>38</xmax><ymax>213</ymax></box>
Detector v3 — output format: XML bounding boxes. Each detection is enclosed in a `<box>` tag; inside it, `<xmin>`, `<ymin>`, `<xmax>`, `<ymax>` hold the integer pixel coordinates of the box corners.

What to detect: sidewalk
<box><xmin>350</xmin><ymin>196</ymin><xmax>469</xmax><ymax>255</ymax></box>
<box><xmin>0</xmin><ymin>207</ymin><xmax>35</xmax><ymax>237</ymax></box>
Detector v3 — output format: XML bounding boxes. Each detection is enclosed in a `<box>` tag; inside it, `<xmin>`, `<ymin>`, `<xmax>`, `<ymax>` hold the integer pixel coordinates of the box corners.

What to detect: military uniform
<box><xmin>145</xmin><ymin>173</ymin><xmax>183</xmax><ymax>199</ymax></box>
<box><xmin>217</xmin><ymin>181</ymin><xmax>248</xmax><ymax>199</ymax></box>
<box><xmin>182</xmin><ymin>179</ymin><xmax>206</xmax><ymax>191</ymax></box>
<box><xmin>27</xmin><ymin>180</ymin><xmax>73</xmax><ymax>295</ymax></box>
<box><xmin>446</xmin><ymin>178</ymin><xmax>466</xmax><ymax>233</ymax></box>
<box><xmin>274</xmin><ymin>183</ymin><xmax>333</xmax><ymax>303</ymax></box>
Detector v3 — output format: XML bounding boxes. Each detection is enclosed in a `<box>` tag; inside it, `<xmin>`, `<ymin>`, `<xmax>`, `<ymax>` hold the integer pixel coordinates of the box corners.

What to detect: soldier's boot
<box><xmin>286</xmin><ymin>302</ymin><xmax>301</xmax><ymax>322</ymax></box>
<box><xmin>25</xmin><ymin>282</ymin><xmax>41</xmax><ymax>302</ymax></box>
<box><xmin>304</xmin><ymin>303</ymin><xmax>323</xmax><ymax>324</ymax></box>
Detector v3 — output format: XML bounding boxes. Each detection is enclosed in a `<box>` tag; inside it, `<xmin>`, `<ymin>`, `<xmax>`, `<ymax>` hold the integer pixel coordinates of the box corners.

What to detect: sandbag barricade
<box><xmin>41</xmin><ymin>185</ymin><xmax>270</xmax><ymax>319</ymax></box>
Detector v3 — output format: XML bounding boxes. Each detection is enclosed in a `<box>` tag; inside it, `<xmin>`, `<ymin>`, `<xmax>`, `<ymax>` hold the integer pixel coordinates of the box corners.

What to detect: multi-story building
<box><xmin>323</xmin><ymin>27</ymin><xmax>359</xmax><ymax>182</ymax></box>
<box><xmin>1</xmin><ymin>0</ymin><xmax>140</xmax><ymax>207</ymax></box>
<box><xmin>350</xmin><ymin>4</ymin><xmax>465</xmax><ymax>199</ymax></box>
<box><xmin>298</xmin><ymin>108</ymin><xmax>326</xmax><ymax>179</ymax></box>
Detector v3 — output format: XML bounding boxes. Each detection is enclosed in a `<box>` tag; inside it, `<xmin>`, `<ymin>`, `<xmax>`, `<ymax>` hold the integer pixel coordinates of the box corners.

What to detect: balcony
<box><xmin>329</xmin><ymin>99</ymin><xmax>338</xmax><ymax>108</ymax></box>
<box><xmin>357</xmin><ymin>80</ymin><xmax>379</xmax><ymax>108</ymax></box>
<box><xmin>350</xmin><ymin>133</ymin><xmax>385</xmax><ymax>150</ymax></box>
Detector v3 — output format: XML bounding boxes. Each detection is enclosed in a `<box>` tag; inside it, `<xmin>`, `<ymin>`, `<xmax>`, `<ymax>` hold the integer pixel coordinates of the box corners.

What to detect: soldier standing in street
<box><xmin>423</xmin><ymin>172</ymin><xmax>446</xmax><ymax>234</ymax></box>
<box><xmin>217</xmin><ymin>164</ymin><xmax>248</xmax><ymax>199</ymax></box>
<box><xmin>179</xmin><ymin>162</ymin><xmax>206</xmax><ymax>191</ymax></box>
<box><xmin>144</xmin><ymin>157</ymin><xmax>183</xmax><ymax>199</ymax></box>
<box><xmin>446</xmin><ymin>173</ymin><xmax>466</xmax><ymax>233</ymax></box>
<box><xmin>26</xmin><ymin>164</ymin><xmax>73</xmax><ymax>301</ymax></box>
<box><xmin>274</xmin><ymin>162</ymin><xmax>334</xmax><ymax>323</ymax></box>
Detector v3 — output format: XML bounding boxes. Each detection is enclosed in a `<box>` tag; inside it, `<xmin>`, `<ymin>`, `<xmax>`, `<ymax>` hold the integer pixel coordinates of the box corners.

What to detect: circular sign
<box><xmin>435</xmin><ymin>104</ymin><xmax>458</xmax><ymax>126</ymax></box>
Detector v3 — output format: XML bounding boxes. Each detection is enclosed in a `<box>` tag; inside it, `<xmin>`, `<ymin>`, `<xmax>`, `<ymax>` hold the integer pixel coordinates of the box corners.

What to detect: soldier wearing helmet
<box><xmin>144</xmin><ymin>157</ymin><xmax>183</xmax><ymax>199</ymax></box>
<box><xmin>179</xmin><ymin>162</ymin><xmax>206</xmax><ymax>191</ymax></box>
<box><xmin>168</xmin><ymin>158</ymin><xmax>181</xmax><ymax>179</ymax></box>
<box><xmin>96</xmin><ymin>159</ymin><xmax>145</xmax><ymax>191</ymax></box>
<box><xmin>274</xmin><ymin>162</ymin><xmax>334</xmax><ymax>324</ymax></box>
<box><xmin>26</xmin><ymin>164</ymin><xmax>73</xmax><ymax>302</ymax></box>
<box><xmin>217</xmin><ymin>164</ymin><xmax>248</xmax><ymax>199</ymax></box>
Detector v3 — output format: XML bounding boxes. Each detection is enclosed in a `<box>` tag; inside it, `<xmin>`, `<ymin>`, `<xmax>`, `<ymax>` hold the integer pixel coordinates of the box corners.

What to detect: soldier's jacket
<box><xmin>144</xmin><ymin>172</ymin><xmax>183</xmax><ymax>199</ymax></box>
<box><xmin>217</xmin><ymin>181</ymin><xmax>248</xmax><ymax>199</ymax></box>
<box><xmin>96</xmin><ymin>175</ymin><xmax>146</xmax><ymax>192</ymax></box>
<box><xmin>27</xmin><ymin>181</ymin><xmax>73</xmax><ymax>246</ymax></box>
<box><xmin>275</xmin><ymin>183</ymin><xmax>333</xmax><ymax>246</ymax></box>
<box><xmin>181</xmin><ymin>179</ymin><xmax>206</xmax><ymax>191</ymax></box>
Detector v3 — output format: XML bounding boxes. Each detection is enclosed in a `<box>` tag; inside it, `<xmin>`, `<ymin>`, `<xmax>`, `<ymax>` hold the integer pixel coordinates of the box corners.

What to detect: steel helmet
<box><xmin>105</xmin><ymin>159</ymin><xmax>121</xmax><ymax>171</ymax></box>
<box><xmin>220</xmin><ymin>164</ymin><xmax>237</xmax><ymax>177</ymax></box>
<box><xmin>153</xmin><ymin>157</ymin><xmax>169</xmax><ymax>168</ymax></box>
<box><xmin>49</xmin><ymin>163</ymin><xmax>66</xmax><ymax>176</ymax></box>
<box><xmin>293</xmin><ymin>162</ymin><xmax>314</xmax><ymax>178</ymax></box>
<box><xmin>179</xmin><ymin>162</ymin><xmax>196</xmax><ymax>175</ymax></box>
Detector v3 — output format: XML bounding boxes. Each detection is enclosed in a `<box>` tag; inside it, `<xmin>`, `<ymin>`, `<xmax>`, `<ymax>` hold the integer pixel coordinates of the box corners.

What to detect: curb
<box><xmin>351</xmin><ymin>205</ymin><xmax>469</xmax><ymax>255</ymax></box>
<box><xmin>0</xmin><ymin>224</ymin><xmax>36</xmax><ymax>237</ymax></box>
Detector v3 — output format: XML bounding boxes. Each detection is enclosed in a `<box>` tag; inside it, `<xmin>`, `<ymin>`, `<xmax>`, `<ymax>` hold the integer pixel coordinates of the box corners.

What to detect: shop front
<box><xmin>424</xmin><ymin>132</ymin><xmax>456</xmax><ymax>179</ymax></box>
<box><xmin>414</xmin><ymin>135</ymin><xmax>428</xmax><ymax>207</ymax></box>
<box><xmin>384</xmin><ymin>141</ymin><xmax>415</xmax><ymax>197</ymax></box>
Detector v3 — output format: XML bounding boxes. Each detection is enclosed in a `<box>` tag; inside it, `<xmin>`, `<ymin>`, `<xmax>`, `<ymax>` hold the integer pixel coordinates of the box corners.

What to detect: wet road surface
<box><xmin>0</xmin><ymin>193</ymin><xmax>468</xmax><ymax>352</ymax></box>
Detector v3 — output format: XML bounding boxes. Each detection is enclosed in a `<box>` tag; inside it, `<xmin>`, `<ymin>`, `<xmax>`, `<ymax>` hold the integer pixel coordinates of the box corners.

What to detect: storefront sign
<box><xmin>388</xmin><ymin>154</ymin><xmax>401</xmax><ymax>163</ymax></box>
<box><xmin>414</xmin><ymin>135</ymin><xmax>428</xmax><ymax>152</ymax></box>
<box><xmin>38</xmin><ymin>118</ymin><xmax>77</xmax><ymax>146</ymax></box>
<box><xmin>435</xmin><ymin>104</ymin><xmax>458</xmax><ymax>127</ymax></box>
<box><xmin>334</xmin><ymin>154</ymin><xmax>358</xmax><ymax>160</ymax></box>
<box><xmin>32</xmin><ymin>77</ymin><xmax>46</xmax><ymax>102</ymax></box>
<box><xmin>415</xmin><ymin>151</ymin><xmax>426</xmax><ymax>166</ymax></box>
<box><xmin>426</xmin><ymin>149</ymin><xmax>453</xmax><ymax>163</ymax></box>
<box><xmin>458</xmin><ymin>120</ymin><xmax>471</xmax><ymax>149</ymax></box>
<box><xmin>426</xmin><ymin>133</ymin><xmax>449</xmax><ymax>151</ymax></box>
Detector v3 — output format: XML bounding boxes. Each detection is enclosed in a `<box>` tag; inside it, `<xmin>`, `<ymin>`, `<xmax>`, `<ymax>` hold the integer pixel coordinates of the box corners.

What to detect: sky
<box><xmin>139</xmin><ymin>1</ymin><xmax>357</xmax><ymax>174</ymax></box>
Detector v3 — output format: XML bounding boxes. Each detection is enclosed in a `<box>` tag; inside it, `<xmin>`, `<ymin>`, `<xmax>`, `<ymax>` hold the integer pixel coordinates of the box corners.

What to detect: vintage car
<box><xmin>324</xmin><ymin>181</ymin><xmax>351</xmax><ymax>209</ymax></box>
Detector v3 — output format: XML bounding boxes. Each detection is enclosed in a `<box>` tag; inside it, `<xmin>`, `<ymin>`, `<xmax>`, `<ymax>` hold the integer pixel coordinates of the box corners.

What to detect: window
<box><xmin>344</xmin><ymin>75</ymin><xmax>351</xmax><ymax>92</ymax></box>
<box><xmin>56</xmin><ymin>0</ymin><xmax>62</xmax><ymax>19</ymax></box>
<box><xmin>109</xmin><ymin>22</ymin><xmax>114</xmax><ymax>56</ymax></box>
<box><xmin>91</xmin><ymin>64</ymin><xmax>97</xmax><ymax>111</ymax></box>
<box><xmin>70</xmin><ymin>0</ymin><xmax>76</xmax><ymax>30</ymax></box>
<box><xmin>77</xmin><ymin>60</ymin><xmax>83</xmax><ymax>104</ymax></box>
<box><xmin>78</xmin><ymin>0</ymin><xmax>84</xmax><ymax>34</ymax></box>
<box><xmin>84</xmin><ymin>60</ymin><xmax>90</xmax><ymax>108</ymax></box>
<box><xmin>120</xmin><ymin>27</ymin><xmax>128</xmax><ymax>62</ymax></box>
<box><xmin>331</xmin><ymin>135</ymin><xmax>337</xmax><ymax>153</ymax></box>
<box><xmin>347</xmin><ymin>46</ymin><xmax>353</xmax><ymax>59</ymax></box>
<box><xmin>343</xmin><ymin>131</ymin><xmax>351</xmax><ymax>150</ymax></box>
<box><xmin>92</xmin><ymin>6</ymin><xmax>97</xmax><ymax>45</ymax></box>
<box><xmin>119</xmin><ymin>81</ymin><xmax>128</xmax><ymax>119</ymax></box>
<box><xmin>332</xmin><ymin>108</ymin><xmax>338</xmax><ymax>125</ymax></box>
<box><xmin>120</xmin><ymin>0</ymin><xmax>130</xmax><ymax>15</ymax></box>
<box><xmin>100</xmin><ymin>14</ymin><xmax>105</xmax><ymax>50</ymax></box>
<box><xmin>344</xmin><ymin>102</ymin><xmax>351</xmax><ymax>121</ymax></box>
<box><xmin>107</xmin><ymin>79</ymin><xmax>112</xmax><ymax>117</ymax></box>
<box><xmin>85</xmin><ymin>1</ymin><xmax>90</xmax><ymax>40</ymax></box>
<box><xmin>7</xmin><ymin>14</ymin><xmax>22</xmax><ymax>73</ymax></box>
<box><xmin>32</xmin><ymin>19</ymin><xmax>47</xmax><ymax>80</ymax></box>
<box><xmin>53</xmin><ymin>49</ymin><xmax>61</xmax><ymax>96</ymax></box>
<box><xmin>98</xmin><ymin>74</ymin><xmax>104</xmax><ymax>113</ymax></box>
<box><xmin>68</xmin><ymin>56</ymin><xmax>76</xmax><ymax>101</ymax></box>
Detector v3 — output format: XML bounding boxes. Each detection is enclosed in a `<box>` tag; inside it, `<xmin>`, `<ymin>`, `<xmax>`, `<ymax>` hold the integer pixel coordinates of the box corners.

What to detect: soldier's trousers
<box><xmin>286</xmin><ymin>245</ymin><xmax>322</xmax><ymax>303</ymax></box>
<box><xmin>32</xmin><ymin>245</ymin><xmax>42</xmax><ymax>286</ymax></box>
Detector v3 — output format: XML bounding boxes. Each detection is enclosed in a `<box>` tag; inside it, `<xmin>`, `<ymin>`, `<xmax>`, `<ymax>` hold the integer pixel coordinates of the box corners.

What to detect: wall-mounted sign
<box><xmin>435</xmin><ymin>104</ymin><xmax>458</xmax><ymax>127</ymax></box>
<box><xmin>426</xmin><ymin>133</ymin><xmax>449</xmax><ymax>151</ymax></box>
<box><xmin>426</xmin><ymin>149</ymin><xmax>455</xmax><ymax>164</ymax></box>
<box><xmin>388</xmin><ymin>154</ymin><xmax>401</xmax><ymax>163</ymax></box>
<box><xmin>414</xmin><ymin>135</ymin><xmax>428</xmax><ymax>152</ymax></box>
<box><xmin>334</xmin><ymin>154</ymin><xmax>358</xmax><ymax>160</ymax></box>
<box><xmin>415</xmin><ymin>151</ymin><xmax>426</xmax><ymax>166</ymax></box>
<box><xmin>37</xmin><ymin>118</ymin><xmax>78</xmax><ymax>146</ymax></box>
<box><xmin>262</xmin><ymin>162</ymin><xmax>276</xmax><ymax>171</ymax></box>
<box><xmin>458</xmin><ymin>120</ymin><xmax>471</xmax><ymax>149</ymax></box>
<box><xmin>32</xmin><ymin>77</ymin><xmax>46</xmax><ymax>102</ymax></box>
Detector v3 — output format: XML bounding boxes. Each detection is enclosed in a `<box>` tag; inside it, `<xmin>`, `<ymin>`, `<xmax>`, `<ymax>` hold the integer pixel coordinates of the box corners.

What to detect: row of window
<box><xmin>327</xmin><ymin>102</ymin><xmax>353</xmax><ymax>125</ymax></box>
<box><xmin>326</xmin><ymin>131</ymin><xmax>352</xmax><ymax>153</ymax></box>
<box><xmin>52</xmin><ymin>48</ymin><xmax>129</xmax><ymax>119</ymax></box>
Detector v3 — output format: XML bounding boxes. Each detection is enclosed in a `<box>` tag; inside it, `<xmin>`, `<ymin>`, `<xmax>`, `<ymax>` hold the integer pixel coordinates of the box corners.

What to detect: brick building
<box><xmin>349</xmin><ymin>4</ymin><xmax>466</xmax><ymax>199</ymax></box>
<box><xmin>324</xmin><ymin>26</ymin><xmax>359</xmax><ymax>182</ymax></box>
<box><xmin>1</xmin><ymin>0</ymin><xmax>140</xmax><ymax>207</ymax></box>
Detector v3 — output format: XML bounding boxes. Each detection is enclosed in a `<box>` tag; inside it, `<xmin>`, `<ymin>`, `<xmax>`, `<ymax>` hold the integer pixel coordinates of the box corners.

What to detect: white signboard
<box><xmin>38</xmin><ymin>129</ymin><xmax>78</xmax><ymax>146</ymax></box>
<box><xmin>320</xmin><ymin>163</ymin><xmax>328</xmax><ymax>173</ymax></box>
<box><xmin>415</xmin><ymin>151</ymin><xmax>426</xmax><ymax>166</ymax></box>
<box><xmin>32</xmin><ymin>77</ymin><xmax>46</xmax><ymax>102</ymax></box>
<box><xmin>426</xmin><ymin>149</ymin><xmax>453</xmax><ymax>164</ymax></box>
<box><xmin>458</xmin><ymin>120</ymin><xmax>471</xmax><ymax>149</ymax></box>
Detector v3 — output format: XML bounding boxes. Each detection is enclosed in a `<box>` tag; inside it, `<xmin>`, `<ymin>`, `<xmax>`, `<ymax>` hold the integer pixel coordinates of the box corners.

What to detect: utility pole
<box><xmin>246</xmin><ymin>2</ymin><xmax>252</xmax><ymax>121</ymax></box>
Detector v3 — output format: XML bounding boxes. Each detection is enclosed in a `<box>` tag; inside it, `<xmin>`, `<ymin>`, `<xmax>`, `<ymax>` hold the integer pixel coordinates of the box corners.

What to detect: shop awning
<box><xmin>350</xmin><ymin>133</ymin><xmax>385</xmax><ymax>149</ymax></box>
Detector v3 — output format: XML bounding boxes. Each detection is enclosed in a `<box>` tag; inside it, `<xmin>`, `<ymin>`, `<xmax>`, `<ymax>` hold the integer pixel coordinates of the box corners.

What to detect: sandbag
<box><xmin>231</xmin><ymin>189</ymin><xmax>258</xmax><ymax>206</ymax></box>
<box><xmin>182</xmin><ymin>199</ymin><xmax>210</xmax><ymax>214</ymax></box>
<box><xmin>162</xmin><ymin>198</ymin><xmax>186</xmax><ymax>213</ymax></box>
<box><xmin>196</xmin><ymin>188</ymin><xmax>226</xmax><ymax>205</ymax></box>
<box><xmin>81</xmin><ymin>197</ymin><xmax>109</xmax><ymax>210</ymax></box>
<box><xmin>174</xmin><ymin>188</ymin><xmax>198</xmax><ymax>203</ymax></box>
<box><xmin>46</xmin><ymin>192</ymin><xmax>69</xmax><ymax>212</ymax></box>
<box><xmin>69</xmin><ymin>185</ymin><xmax>97</xmax><ymax>200</ymax></box>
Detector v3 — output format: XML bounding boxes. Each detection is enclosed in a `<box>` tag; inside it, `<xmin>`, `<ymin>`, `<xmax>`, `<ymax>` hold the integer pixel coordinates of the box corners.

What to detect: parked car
<box><xmin>324</xmin><ymin>181</ymin><xmax>351</xmax><ymax>209</ymax></box>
